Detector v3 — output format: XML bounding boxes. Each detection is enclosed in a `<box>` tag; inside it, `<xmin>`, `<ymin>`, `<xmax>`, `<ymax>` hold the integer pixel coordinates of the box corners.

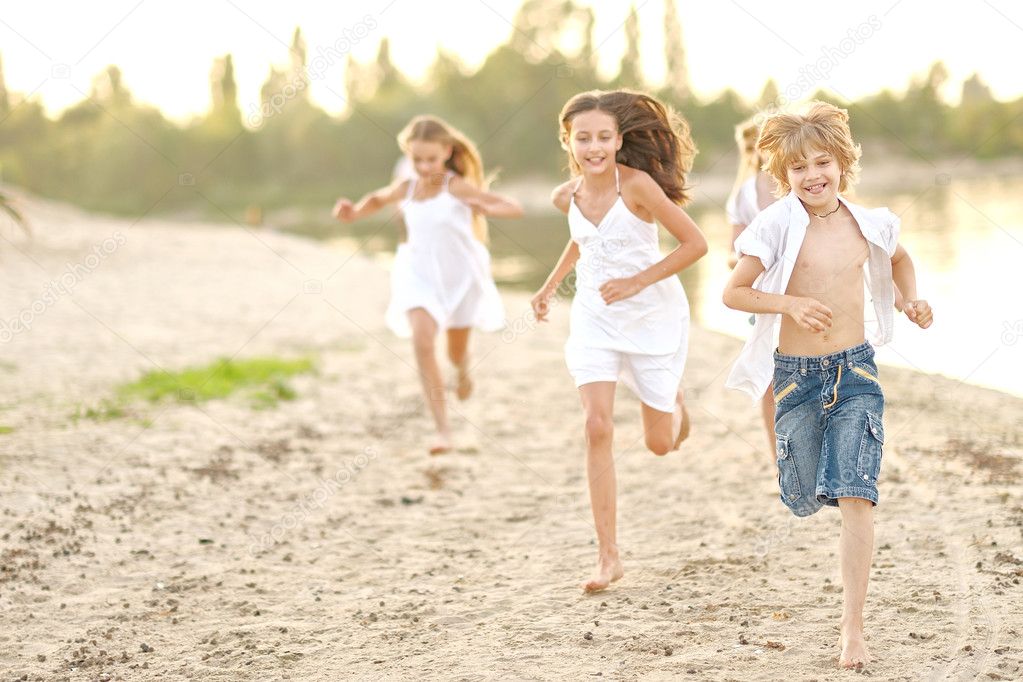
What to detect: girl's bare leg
<box><xmin>446</xmin><ymin>327</ymin><xmax>473</xmax><ymax>400</ymax></box>
<box><xmin>578</xmin><ymin>382</ymin><xmax>624</xmax><ymax>592</ymax></box>
<box><xmin>837</xmin><ymin>498</ymin><xmax>874</xmax><ymax>669</ymax></box>
<box><xmin>639</xmin><ymin>390</ymin><xmax>688</xmax><ymax>456</ymax></box>
<box><xmin>408</xmin><ymin>308</ymin><xmax>451</xmax><ymax>454</ymax></box>
<box><xmin>762</xmin><ymin>385</ymin><xmax>776</xmax><ymax>466</ymax></box>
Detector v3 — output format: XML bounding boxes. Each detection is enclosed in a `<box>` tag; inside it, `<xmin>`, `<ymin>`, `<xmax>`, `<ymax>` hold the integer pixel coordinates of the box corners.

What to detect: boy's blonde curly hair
<box><xmin>756</xmin><ymin>101</ymin><xmax>861</xmax><ymax>197</ymax></box>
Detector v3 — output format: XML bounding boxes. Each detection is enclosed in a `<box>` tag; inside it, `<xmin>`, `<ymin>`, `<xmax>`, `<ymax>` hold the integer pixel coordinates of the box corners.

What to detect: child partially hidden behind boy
<box><xmin>723</xmin><ymin>102</ymin><xmax>933</xmax><ymax>669</ymax></box>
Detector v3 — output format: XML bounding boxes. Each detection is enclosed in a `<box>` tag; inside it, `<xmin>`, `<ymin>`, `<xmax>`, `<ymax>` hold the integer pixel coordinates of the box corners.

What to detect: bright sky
<box><xmin>1</xmin><ymin>0</ymin><xmax>1020</xmax><ymax>123</ymax></box>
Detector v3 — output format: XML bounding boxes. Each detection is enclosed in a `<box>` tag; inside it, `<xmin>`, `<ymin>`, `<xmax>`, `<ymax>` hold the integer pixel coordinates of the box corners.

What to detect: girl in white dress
<box><xmin>333</xmin><ymin>116</ymin><xmax>523</xmax><ymax>454</ymax></box>
<box><xmin>725</xmin><ymin>117</ymin><xmax>780</xmax><ymax>459</ymax></box>
<box><xmin>531</xmin><ymin>90</ymin><xmax>708</xmax><ymax>593</ymax></box>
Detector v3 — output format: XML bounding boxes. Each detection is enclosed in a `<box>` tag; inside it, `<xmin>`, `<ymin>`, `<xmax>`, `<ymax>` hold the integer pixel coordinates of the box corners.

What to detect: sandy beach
<box><xmin>1</xmin><ymin>189</ymin><xmax>1021</xmax><ymax>681</ymax></box>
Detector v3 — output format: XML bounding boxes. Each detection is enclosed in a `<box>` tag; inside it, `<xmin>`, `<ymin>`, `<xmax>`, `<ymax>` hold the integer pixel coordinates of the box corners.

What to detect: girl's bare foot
<box><xmin>428</xmin><ymin>432</ymin><xmax>452</xmax><ymax>455</ymax></box>
<box><xmin>671</xmin><ymin>392</ymin><xmax>690</xmax><ymax>451</ymax></box>
<box><xmin>455</xmin><ymin>361</ymin><xmax>473</xmax><ymax>401</ymax></box>
<box><xmin>839</xmin><ymin>624</ymin><xmax>870</xmax><ymax>669</ymax></box>
<box><xmin>582</xmin><ymin>551</ymin><xmax>624</xmax><ymax>593</ymax></box>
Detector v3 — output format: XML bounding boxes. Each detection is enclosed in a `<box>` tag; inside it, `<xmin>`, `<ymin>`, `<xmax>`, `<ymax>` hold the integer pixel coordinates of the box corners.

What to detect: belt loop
<box><xmin>800</xmin><ymin>357</ymin><xmax>807</xmax><ymax>376</ymax></box>
<box><xmin>846</xmin><ymin>349</ymin><xmax>853</xmax><ymax>369</ymax></box>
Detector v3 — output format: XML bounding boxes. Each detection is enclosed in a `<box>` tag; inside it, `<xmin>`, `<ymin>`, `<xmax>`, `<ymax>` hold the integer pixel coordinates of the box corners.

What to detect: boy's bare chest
<box><xmin>789</xmin><ymin>220</ymin><xmax>869</xmax><ymax>285</ymax></box>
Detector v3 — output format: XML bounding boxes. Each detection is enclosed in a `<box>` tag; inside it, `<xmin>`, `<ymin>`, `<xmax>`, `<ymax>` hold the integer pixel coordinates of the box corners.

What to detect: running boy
<box><xmin>722</xmin><ymin>102</ymin><xmax>933</xmax><ymax>669</ymax></box>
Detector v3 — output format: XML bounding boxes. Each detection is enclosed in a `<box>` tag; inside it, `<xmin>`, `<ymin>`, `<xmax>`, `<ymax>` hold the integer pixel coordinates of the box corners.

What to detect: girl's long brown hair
<box><xmin>398</xmin><ymin>115</ymin><xmax>489</xmax><ymax>243</ymax></box>
<box><xmin>558</xmin><ymin>90</ymin><xmax>697</xmax><ymax>205</ymax></box>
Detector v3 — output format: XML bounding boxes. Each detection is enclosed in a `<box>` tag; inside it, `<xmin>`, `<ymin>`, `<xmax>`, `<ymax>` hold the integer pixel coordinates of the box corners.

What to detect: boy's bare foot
<box><xmin>455</xmin><ymin>361</ymin><xmax>473</xmax><ymax>401</ymax></box>
<box><xmin>428</xmin><ymin>432</ymin><xmax>452</xmax><ymax>455</ymax></box>
<box><xmin>671</xmin><ymin>392</ymin><xmax>690</xmax><ymax>450</ymax></box>
<box><xmin>582</xmin><ymin>552</ymin><xmax>624</xmax><ymax>593</ymax></box>
<box><xmin>839</xmin><ymin>625</ymin><xmax>870</xmax><ymax>669</ymax></box>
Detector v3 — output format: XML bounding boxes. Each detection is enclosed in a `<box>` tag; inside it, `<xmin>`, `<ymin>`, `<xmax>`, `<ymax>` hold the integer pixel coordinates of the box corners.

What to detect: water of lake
<box><xmin>296</xmin><ymin>174</ymin><xmax>1022</xmax><ymax>398</ymax></box>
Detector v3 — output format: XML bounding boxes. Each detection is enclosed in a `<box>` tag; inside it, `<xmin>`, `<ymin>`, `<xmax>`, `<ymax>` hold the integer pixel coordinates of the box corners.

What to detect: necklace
<box><xmin>808</xmin><ymin>200</ymin><xmax>841</xmax><ymax>219</ymax></box>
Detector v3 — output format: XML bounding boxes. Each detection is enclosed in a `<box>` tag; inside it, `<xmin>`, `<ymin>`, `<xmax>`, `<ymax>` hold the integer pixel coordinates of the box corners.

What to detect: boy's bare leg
<box><xmin>837</xmin><ymin>497</ymin><xmax>874</xmax><ymax>668</ymax></box>
<box><xmin>579</xmin><ymin>382</ymin><xmax>624</xmax><ymax>592</ymax></box>
<box><xmin>446</xmin><ymin>327</ymin><xmax>474</xmax><ymax>400</ymax></box>
<box><xmin>761</xmin><ymin>386</ymin><xmax>776</xmax><ymax>466</ymax></box>
<box><xmin>408</xmin><ymin>308</ymin><xmax>451</xmax><ymax>454</ymax></box>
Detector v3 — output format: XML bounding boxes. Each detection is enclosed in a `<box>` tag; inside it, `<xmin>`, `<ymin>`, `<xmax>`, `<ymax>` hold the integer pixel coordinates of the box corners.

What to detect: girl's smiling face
<box><xmin>786</xmin><ymin>147</ymin><xmax>842</xmax><ymax>209</ymax></box>
<box><xmin>408</xmin><ymin>139</ymin><xmax>452</xmax><ymax>181</ymax></box>
<box><xmin>567</xmin><ymin>109</ymin><xmax>622</xmax><ymax>175</ymax></box>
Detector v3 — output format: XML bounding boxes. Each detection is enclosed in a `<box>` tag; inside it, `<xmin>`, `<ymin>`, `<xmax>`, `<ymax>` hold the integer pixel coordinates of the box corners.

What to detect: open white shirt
<box><xmin>725</xmin><ymin>191</ymin><xmax>901</xmax><ymax>402</ymax></box>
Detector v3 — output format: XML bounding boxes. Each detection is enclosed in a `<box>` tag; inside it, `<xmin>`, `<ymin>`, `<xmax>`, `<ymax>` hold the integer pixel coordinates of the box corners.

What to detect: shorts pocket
<box><xmin>851</xmin><ymin>363</ymin><xmax>881</xmax><ymax>386</ymax></box>
<box><xmin>772</xmin><ymin>369</ymin><xmax>801</xmax><ymax>404</ymax></box>
<box><xmin>776</xmin><ymin>435</ymin><xmax>802</xmax><ymax>502</ymax></box>
<box><xmin>856</xmin><ymin>412</ymin><xmax>884</xmax><ymax>484</ymax></box>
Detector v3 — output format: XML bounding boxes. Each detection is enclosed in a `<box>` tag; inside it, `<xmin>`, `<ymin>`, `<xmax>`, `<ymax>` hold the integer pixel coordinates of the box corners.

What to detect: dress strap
<box><xmin>443</xmin><ymin>171</ymin><xmax>453</xmax><ymax>191</ymax></box>
<box><xmin>614</xmin><ymin>165</ymin><xmax>621</xmax><ymax>195</ymax></box>
<box><xmin>571</xmin><ymin>177</ymin><xmax>584</xmax><ymax>197</ymax></box>
<box><xmin>405</xmin><ymin>175</ymin><xmax>417</xmax><ymax>201</ymax></box>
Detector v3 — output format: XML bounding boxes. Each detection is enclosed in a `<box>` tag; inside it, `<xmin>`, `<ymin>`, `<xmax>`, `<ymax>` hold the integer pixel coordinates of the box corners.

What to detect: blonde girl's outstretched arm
<box><xmin>448</xmin><ymin>176</ymin><xmax>524</xmax><ymax>218</ymax></box>
<box><xmin>332</xmin><ymin>179</ymin><xmax>409</xmax><ymax>223</ymax></box>
<box><xmin>598</xmin><ymin>171</ymin><xmax>708</xmax><ymax>305</ymax></box>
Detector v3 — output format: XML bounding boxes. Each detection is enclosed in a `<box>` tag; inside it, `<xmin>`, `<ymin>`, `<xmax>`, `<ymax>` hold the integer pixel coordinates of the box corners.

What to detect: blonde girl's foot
<box><xmin>428</xmin><ymin>431</ymin><xmax>452</xmax><ymax>455</ymax></box>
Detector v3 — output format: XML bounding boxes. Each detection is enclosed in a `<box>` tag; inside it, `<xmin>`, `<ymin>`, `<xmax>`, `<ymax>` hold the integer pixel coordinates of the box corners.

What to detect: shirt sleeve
<box><xmin>734</xmin><ymin>210</ymin><xmax>779</xmax><ymax>271</ymax></box>
<box><xmin>884</xmin><ymin>209</ymin><xmax>901</xmax><ymax>257</ymax></box>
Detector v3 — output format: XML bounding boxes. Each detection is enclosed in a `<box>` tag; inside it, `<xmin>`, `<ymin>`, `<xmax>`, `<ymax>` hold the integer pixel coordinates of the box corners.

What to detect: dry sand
<box><xmin>1</xmin><ymin>190</ymin><xmax>1021</xmax><ymax>681</ymax></box>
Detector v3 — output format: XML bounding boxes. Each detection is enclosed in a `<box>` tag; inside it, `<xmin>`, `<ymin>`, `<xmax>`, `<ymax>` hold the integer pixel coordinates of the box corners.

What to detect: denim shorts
<box><xmin>772</xmin><ymin>342</ymin><xmax>885</xmax><ymax>517</ymax></box>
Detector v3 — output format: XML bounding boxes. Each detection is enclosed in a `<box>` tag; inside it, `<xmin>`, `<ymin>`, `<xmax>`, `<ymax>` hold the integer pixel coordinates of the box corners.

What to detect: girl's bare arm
<box><xmin>448</xmin><ymin>176</ymin><xmax>524</xmax><ymax>218</ymax></box>
<box><xmin>333</xmin><ymin>179</ymin><xmax>408</xmax><ymax>223</ymax></box>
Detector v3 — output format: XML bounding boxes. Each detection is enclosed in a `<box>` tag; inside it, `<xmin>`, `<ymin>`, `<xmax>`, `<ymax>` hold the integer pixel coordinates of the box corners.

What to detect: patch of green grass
<box><xmin>75</xmin><ymin>356</ymin><xmax>315</xmax><ymax>420</ymax></box>
<box><xmin>0</xmin><ymin>425</ymin><xmax>14</xmax><ymax>435</ymax></box>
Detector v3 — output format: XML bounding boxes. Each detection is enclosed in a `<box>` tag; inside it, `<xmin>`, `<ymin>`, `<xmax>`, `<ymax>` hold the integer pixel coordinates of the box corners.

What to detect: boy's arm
<box><xmin>722</xmin><ymin>255</ymin><xmax>833</xmax><ymax>333</ymax></box>
<box><xmin>891</xmin><ymin>244</ymin><xmax>933</xmax><ymax>328</ymax></box>
<box><xmin>332</xmin><ymin>180</ymin><xmax>407</xmax><ymax>222</ymax></box>
<box><xmin>448</xmin><ymin>176</ymin><xmax>524</xmax><ymax>218</ymax></box>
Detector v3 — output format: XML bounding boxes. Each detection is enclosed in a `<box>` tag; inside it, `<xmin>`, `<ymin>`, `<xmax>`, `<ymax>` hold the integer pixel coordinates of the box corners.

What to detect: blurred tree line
<box><xmin>0</xmin><ymin>0</ymin><xmax>1020</xmax><ymax>218</ymax></box>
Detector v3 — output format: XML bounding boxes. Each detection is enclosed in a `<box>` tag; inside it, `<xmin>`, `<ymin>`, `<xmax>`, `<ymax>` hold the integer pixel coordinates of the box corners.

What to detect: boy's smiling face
<box><xmin>786</xmin><ymin>147</ymin><xmax>842</xmax><ymax>210</ymax></box>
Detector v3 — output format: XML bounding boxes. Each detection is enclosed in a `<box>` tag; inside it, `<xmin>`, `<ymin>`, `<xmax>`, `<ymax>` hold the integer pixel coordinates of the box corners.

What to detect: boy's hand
<box><xmin>904</xmin><ymin>299</ymin><xmax>933</xmax><ymax>329</ymax></box>
<box><xmin>531</xmin><ymin>288</ymin><xmax>555</xmax><ymax>322</ymax></box>
<box><xmin>600</xmin><ymin>276</ymin><xmax>643</xmax><ymax>305</ymax></box>
<box><xmin>786</xmin><ymin>296</ymin><xmax>833</xmax><ymax>333</ymax></box>
<box><xmin>332</xmin><ymin>198</ymin><xmax>355</xmax><ymax>222</ymax></box>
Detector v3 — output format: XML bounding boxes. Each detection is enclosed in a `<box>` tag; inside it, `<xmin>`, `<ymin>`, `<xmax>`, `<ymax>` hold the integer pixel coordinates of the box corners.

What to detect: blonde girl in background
<box><xmin>334</xmin><ymin>116</ymin><xmax>523</xmax><ymax>454</ymax></box>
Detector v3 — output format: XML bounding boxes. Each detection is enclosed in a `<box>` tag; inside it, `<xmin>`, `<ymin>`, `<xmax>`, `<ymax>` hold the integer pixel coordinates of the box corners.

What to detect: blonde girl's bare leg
<box><xmin>446</xmin><ymin>327</ymin><xmax>473</xmax><ymax>400</ymax></box>
<box><xmin>408</xmin><ymin>308</ymin><xmax>451</xmax><ymax>454</ymax></box>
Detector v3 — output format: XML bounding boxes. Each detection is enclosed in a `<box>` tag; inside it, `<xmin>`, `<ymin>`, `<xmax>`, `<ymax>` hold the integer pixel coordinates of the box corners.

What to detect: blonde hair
<box><xmin>727</xmin><ymin>116</ymin><xmax>763</xmax><ymax>207</ymax></box>
<box><xmin>558</xmin><ymin>89</ymin><xmax>697</xmax><ymax>206</ymax></box>
<box><xmin>398</xmin><ymin>115</ymin><xmax>489</xmax><ymax>243</ymax></box>
<box><xmin>756</xmin><ymin>101</ymin><xmax>861</xmax><ymax>197</ymax></box>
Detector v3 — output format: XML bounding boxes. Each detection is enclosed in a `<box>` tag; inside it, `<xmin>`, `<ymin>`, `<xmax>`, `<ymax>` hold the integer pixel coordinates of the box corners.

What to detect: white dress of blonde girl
<box><xmin>385</xmin><ymin>172</ymin><xmax>505</xmax><ymax>336</ymax></box>
<box><xmin>564</xmin><ymin>167</ymin><xmax>690</xmax><ymax>413</ymax></box>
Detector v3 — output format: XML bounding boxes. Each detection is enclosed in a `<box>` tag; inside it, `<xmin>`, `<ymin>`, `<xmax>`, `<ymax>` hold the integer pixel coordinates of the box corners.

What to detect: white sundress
<box><xmin>384</xmin><ymin>172</ymin><xmax>505</xmax><ymax>337</ymax></box>
<box><xmin>564</xmin><ymin>166</ymin><xmax>690</xmax><ymax>411</ymax></box>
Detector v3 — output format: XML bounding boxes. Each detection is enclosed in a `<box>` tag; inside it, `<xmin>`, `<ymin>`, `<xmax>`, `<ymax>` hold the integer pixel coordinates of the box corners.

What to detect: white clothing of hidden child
<box><xmin>385</xmin><ymin>171</ymin><xmax>506</xmax><ymax>336</ymax></box>
<box><xmin>564</xmin><ymin>166</ymin><xmax>690</xmax><ymax>413</ymax></box>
